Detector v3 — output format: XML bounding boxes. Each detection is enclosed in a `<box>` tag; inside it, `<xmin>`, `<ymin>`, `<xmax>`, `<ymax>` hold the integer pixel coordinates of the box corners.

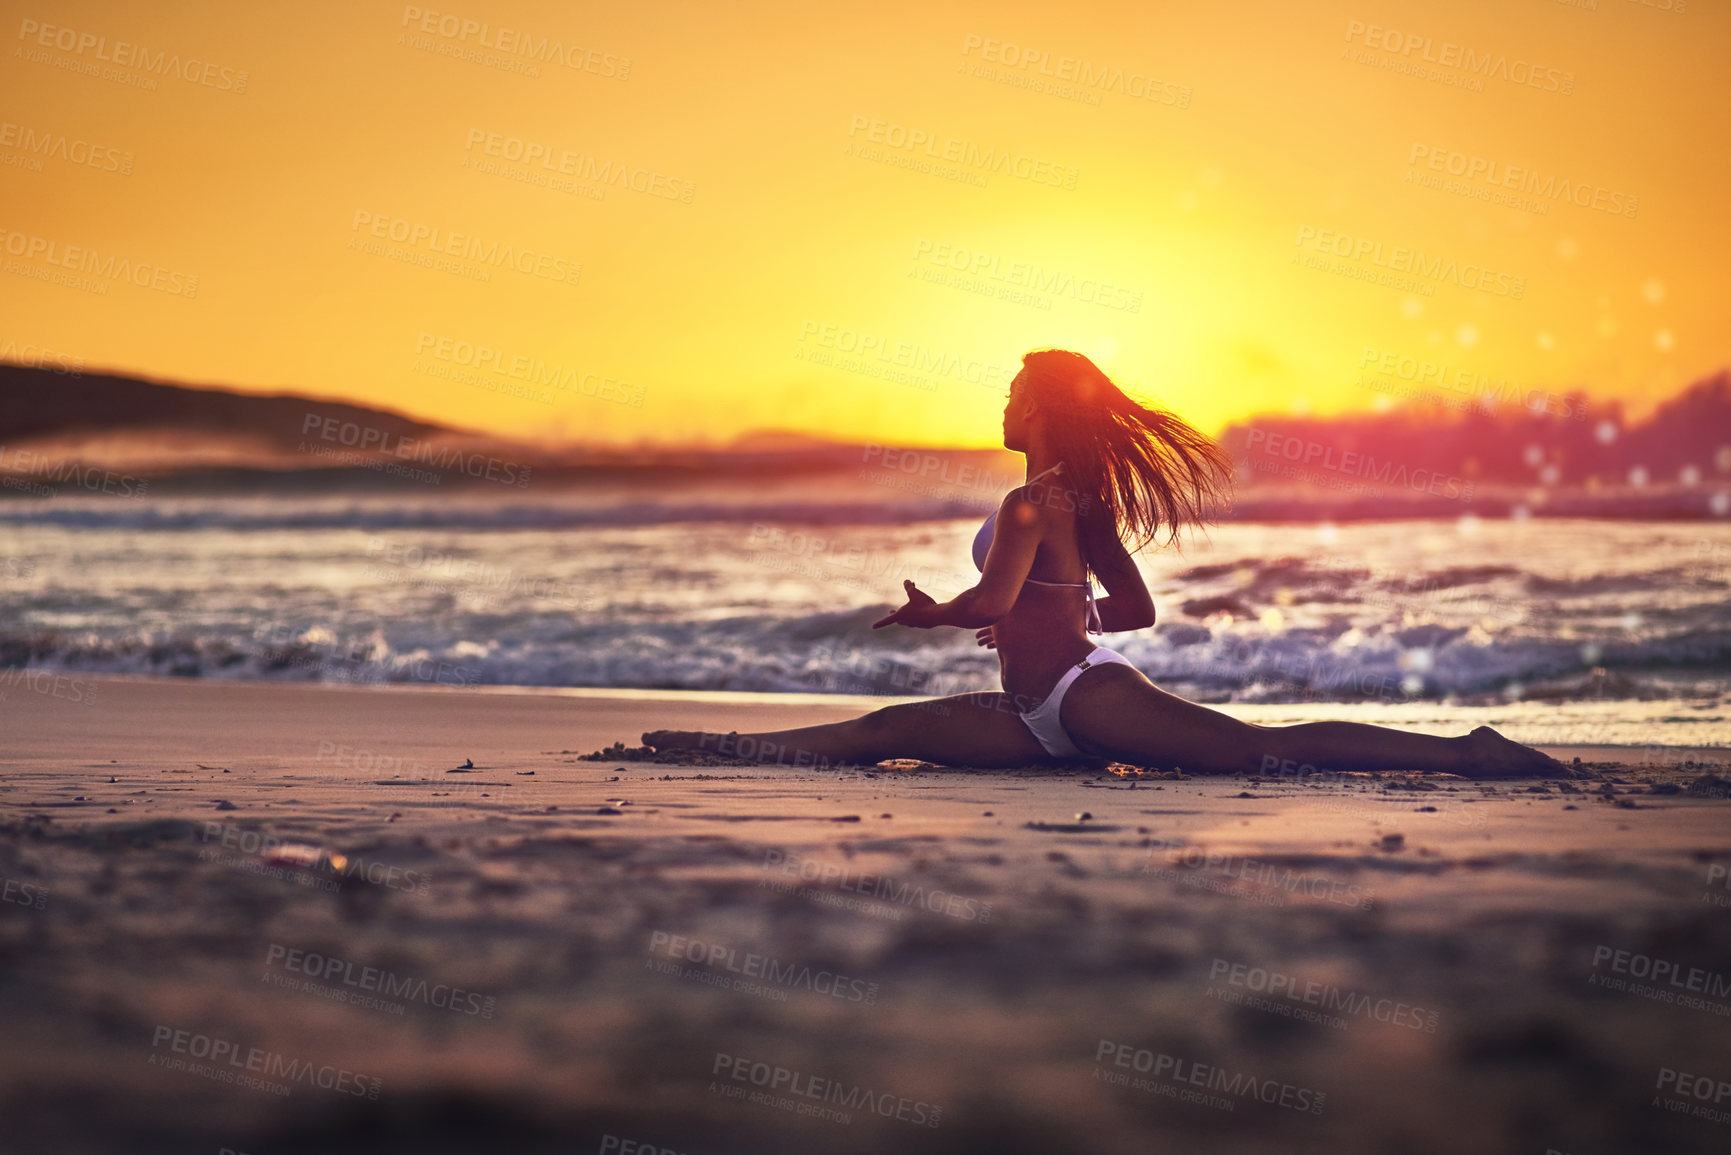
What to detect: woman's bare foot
<box><xmin>641</xmin><ymin>729</ymin><xmax>735</xmax><ymax>753</ymax></box>
<box><xmin>643</xmin><ymin>730</ymin><xmax>702</xmax><ymax>751</ymax></box>
<box><xmin>1458</xmin><ymin>726</ymin><xmax>1577</xmax><ymax>779</ymax></box>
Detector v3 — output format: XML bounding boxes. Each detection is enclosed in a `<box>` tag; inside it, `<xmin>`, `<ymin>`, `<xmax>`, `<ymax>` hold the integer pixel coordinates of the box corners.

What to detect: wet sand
<box><xmin>2</xmin><ymin>676</ymin><xmax>1729</xmax><ymax>1154</ymax></box>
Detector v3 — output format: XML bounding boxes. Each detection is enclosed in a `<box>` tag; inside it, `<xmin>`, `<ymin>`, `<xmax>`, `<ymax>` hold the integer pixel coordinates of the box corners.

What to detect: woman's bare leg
<box><xmin>1061</xmin><ymin>666</ymin><xmax>1572</xmax><ymax>779</ymax></box>
<box><xmin>643</xmin><ymin>669</ymin><xmax>1571</xmax><ymax>778</ymax></box>
<box><xmin>1248</xmin><ymin>720</ymin><xmax>1561</xmax><ymax>777</ymax></box>
<box><xmin>644</xmin><ymin>691</ymin><xmax>1056</xmax><ymax>769</ymax></box>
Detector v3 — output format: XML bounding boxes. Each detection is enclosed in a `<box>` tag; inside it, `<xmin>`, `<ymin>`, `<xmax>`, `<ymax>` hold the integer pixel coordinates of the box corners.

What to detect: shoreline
<box><xmin>2</xmin><ymin>673</ymin><xmax>1721</xmax><ymax>767</ymax></box>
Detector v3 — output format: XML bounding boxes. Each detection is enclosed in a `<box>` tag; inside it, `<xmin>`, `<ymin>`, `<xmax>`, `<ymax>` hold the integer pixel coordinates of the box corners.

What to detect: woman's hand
<box><xmin>871</xmin><ymin>580</ymin><xmax>942</xmax><ymax>629</ymax></box>
<box><xmin>975</xmin><ymin>625</ymin><xmax>997</xmax><ymax>650</ymax></box>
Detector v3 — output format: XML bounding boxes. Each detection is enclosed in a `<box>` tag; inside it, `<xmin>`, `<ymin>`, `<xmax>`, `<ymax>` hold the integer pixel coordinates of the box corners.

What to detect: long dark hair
<box><xmin>1019</xmin><ymin>348</ymin><xmax>1234</xmax><ymax>560</ymax></box>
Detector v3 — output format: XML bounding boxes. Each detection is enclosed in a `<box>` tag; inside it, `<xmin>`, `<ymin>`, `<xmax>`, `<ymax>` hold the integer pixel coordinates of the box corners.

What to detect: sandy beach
<box><xmin>3</xmin><ymin>675</ymin><xmax>1728</xmax><ymax>1154</ymax></box>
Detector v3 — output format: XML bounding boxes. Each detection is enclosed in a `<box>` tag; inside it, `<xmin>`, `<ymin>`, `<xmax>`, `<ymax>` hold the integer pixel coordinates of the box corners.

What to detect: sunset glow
<box><xmin>2</xmin><ymin>0</ymin><xmax>1725</xmax><ymax>447</ymax></box>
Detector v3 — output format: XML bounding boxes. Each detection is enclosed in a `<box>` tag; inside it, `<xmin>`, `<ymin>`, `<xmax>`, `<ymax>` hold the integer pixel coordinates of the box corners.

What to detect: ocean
<box><xmin>2</xmin><ymin>486</ymin><xmax>1728</xmax><ymax>749</ymax></box>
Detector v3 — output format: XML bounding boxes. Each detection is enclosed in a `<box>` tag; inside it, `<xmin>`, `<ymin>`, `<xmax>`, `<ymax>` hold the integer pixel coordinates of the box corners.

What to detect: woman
<box><xmin>645</xmin><ymin>348</ymin><xmax>1569</xmax><ymax>779</ymax></box>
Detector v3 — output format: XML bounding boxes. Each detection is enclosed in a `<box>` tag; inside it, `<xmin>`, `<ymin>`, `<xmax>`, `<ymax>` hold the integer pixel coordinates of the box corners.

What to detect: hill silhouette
<box><xmin>3</xmin><ymin>361</ymin><xmax>1726</xmax><ymax>509</ymax></box>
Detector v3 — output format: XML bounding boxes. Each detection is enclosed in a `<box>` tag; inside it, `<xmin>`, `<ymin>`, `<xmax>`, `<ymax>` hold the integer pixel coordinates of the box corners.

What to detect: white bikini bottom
<box><xmin>1015</xmin><ymin>645</ymin><xmax>1137</xmax><ymax>759</ymax></box>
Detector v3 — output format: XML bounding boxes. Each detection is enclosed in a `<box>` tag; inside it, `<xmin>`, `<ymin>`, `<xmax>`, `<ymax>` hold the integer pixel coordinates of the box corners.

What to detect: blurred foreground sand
<box><xmin>1</xmin><ymin>677</ymin><xmax>1728</xmax><ymax>1154</ymax></box>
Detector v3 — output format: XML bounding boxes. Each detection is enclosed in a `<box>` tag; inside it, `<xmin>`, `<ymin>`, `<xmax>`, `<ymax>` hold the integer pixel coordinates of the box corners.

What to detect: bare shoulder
<box><xmin>996</xmin><ymin>485</ymin><xmax>1046</xmax><ymax>532</ymax></box>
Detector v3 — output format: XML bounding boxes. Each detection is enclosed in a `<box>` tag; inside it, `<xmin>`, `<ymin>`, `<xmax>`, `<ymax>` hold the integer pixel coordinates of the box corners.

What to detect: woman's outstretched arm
<box><xmin>871</xmin><ymin>581</ymin><xmax>1003</xmax><ymax>631</ymax></box>
<box><xmin>874</xmin><ymin>490</ymin><xmax>1042</xmax><ymax>631</ymax></box>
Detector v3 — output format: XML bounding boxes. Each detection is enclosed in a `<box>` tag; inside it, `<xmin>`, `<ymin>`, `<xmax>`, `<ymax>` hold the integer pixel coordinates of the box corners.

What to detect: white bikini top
<box><xmin>970</xmin><ymin>463</ymin><xmax>1104</xmax><ymax>634</ymax></box>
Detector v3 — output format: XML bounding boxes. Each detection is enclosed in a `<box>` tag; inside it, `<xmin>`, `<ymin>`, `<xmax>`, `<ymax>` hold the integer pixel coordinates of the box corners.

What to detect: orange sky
<box><xmin>2</xmin><ymin>0</ymin><xmax>1726</xmax><ymax>448</ymax></box>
